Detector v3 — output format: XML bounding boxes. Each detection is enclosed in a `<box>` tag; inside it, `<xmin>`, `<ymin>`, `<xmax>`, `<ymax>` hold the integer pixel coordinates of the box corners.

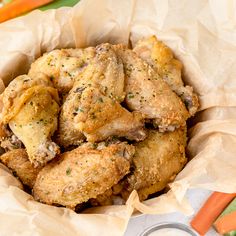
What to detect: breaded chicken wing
<box><xmin>28</xmin><ymin>47</ymin><xmax>96</xmax><ymax>94</ymax></box>
<box><xmin>0</xmin><ymin>149</ymin><xmax>41</xmax><ymax>188</ymax></box>
<box><xmin>33</xmin><ymin>142</ymin><xmax>134</xmax><ymax>208</ymax></box>
<box><xmin>0</xmin><ymin>74</ymin><xmax>60</xmax><ymax>167</ymax></box>
<box><xmin>57</xmin><ymin>44</ymin><xmax>146</xmax><ymax>146</ymax></box>
<box><xmin>133</xmin><ymin>36</ymin><xmax>199</xmax><ymax>116</ymax></box>
<box><xmin>58</xmin><ymin>85</ymin><xmax>146</xmax><ymax>145</ymax></box>
<box><xmin>114</xmin><ymin>45</ymin><xmax>189</xmax><ymax>131</ymax></box>
<box><xmin>121</xmin><ymin>128</ymin><xmax>187</xmax><ymax>201</ymax></box>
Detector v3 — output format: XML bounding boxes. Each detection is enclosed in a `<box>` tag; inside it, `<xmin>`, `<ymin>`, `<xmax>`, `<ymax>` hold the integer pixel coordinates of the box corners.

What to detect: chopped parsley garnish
<box><xmin>66</xmin><ymin>167</ymin><xmax>72</xmax><ymax>176</ymax></box>
<box><xmin>98</xmin><ymin>97</ymin><xmax>103</xmax><ymax>103</ymax></box>
<box><xmin>127</xmin><ymin>92</ymin><xmax>134</xmax><ymax>99</ymax></box>
<box><xmin>49</xmin><ymin>76</ymin><xmax>54</xmax><ymax>82</ymax></box>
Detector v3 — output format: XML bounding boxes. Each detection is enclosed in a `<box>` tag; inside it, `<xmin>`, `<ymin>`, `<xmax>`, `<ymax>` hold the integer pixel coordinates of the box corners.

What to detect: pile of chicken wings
<box><xmin>0</xmin><ymin>36</ymin><xmax>198</xmax><ymax>210</ymax></box>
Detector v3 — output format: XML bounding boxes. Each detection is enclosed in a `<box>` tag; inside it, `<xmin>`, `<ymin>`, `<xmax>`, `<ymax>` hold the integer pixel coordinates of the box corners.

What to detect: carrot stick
<box><xmin>0</xmin><ymin>0</ymin><xmax>54</xmax><ymax>23</ymax></box>
<box><xmin>190</xmin><ymin>192</ymin><xmax>236</xmax><ymax>235</ymax></box>
<box><xmin>214</xmin><ymin>211</ymin><xmax>236</xmax><ymax>234</ymax></box>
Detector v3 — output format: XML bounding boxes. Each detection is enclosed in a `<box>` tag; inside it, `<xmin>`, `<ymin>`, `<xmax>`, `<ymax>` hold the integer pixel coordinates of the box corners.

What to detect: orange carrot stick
<box><xmin>0</xmin><ymin>0</ymin><xmax>54</xmax><ymax>23</ymax></box>
<box><xmin>214</xmin><ymin>211</ymin><xmax>236</xmax><ymax>234</ymax></box>
<box><xmin>190</xmin><ymin>192</ymin><xmax>236</xmax><ymax>235</ymax></box>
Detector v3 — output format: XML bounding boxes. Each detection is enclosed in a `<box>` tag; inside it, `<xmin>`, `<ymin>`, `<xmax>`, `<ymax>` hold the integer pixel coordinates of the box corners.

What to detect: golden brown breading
<box><xmin>121</xmin><ymin>128</ymin><xmax>187</xmax><ymax>201</ymax></box>
<box><xmin>114</xmin><ymin>45</ymin><xmax>189</xmax><ymax>132</ymax></box>
<box><xmin>133</xmin><ymin>35</ymin><xmax>199</xmax><ymax>116</ymax></box>
<box><xmin>0</xmin><ymin>149</ymin><xmax>41</xmax><ymax>188</ymax></box>
<box><xmin>0</xmin><ymin>74</ymin><xmax>60</xmax><ymax>167</ymax></box>
<box><xmin>33</xmin><ymin>142</ymin><xmax>134</xmax><ymax>209</ymax></box>
<box><xmin>28</xmin><ymin>47</ymin><xmax>96</xmax><ymax>93</ymax></box>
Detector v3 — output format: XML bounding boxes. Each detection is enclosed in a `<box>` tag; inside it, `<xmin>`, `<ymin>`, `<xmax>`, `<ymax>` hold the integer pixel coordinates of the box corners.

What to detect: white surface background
<box><xmin>125</xmin><ymin>189</ymin><xmax>220</xmax><ymax>236</ymax></box>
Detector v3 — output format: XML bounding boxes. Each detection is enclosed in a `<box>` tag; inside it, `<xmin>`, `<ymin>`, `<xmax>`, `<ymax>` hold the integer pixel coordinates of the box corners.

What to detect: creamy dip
<box><xmin>149</xmin><ymin>228</ymin><xmax>192</xmax><ymax>236</ymax></box>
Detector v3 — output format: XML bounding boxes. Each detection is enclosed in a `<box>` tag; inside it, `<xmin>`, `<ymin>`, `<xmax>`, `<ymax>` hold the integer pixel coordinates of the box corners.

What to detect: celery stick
<box><xmin>39</xmin><ymin>0</ymin><xmax>80</xmax><ymax>11</ymax></box>
<box><xmin>219</xmin><ymin>198</ymin><xmax>236</xmax><ymax>218</ymax></box>
<box><xmin>224</xmin><ymin>230</ymin><xmax>236</xmax><ymax>236</ymax></box>
<box><xmin>215</xmin><ymin>198</ymin><xmax>236</xmax><ymax>235</ymax></box>
<box><xmin>2</xmin><ymin>0</ymin><xmax>13</xmax><ymax>4</ymax></box>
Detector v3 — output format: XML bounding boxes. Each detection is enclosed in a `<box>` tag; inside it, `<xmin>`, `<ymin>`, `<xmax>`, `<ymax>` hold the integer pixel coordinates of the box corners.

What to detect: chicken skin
<box><xmin>33</xmin><ymin>142</ymin><xmax>134</xmax><ymax>209</ymax></box>
<box><xmin>114</xmin><ymin>45</ymin><xmax>189</xmax><ymax>131</ymax></box>
<box><xmin>57</xmin><ymin>44</ymin><xmax>146</xmax><ymax>146</ymax></box>
<box><xmin>0</xmin><ymin>74</ymin><xmax>60</xmax><ymax>167</ymax></box>
<box><xmin>28</xmin><ymin>47</ymin><xmax>96</xmax><ymax>94</ymax></box>
<box><xmin>121</xmin><ymin>128</ymin><xmax>187</xmax><ymax>201</ymax></box>
<box><xmin>0</xmin><ymin>149</ymin><xmax>41</xmax><ymax>188</ymax></box>
<box><xmin>133</xmin><ymin>36</ymin><xmax>199</xmax><ymax>116</ymax></box>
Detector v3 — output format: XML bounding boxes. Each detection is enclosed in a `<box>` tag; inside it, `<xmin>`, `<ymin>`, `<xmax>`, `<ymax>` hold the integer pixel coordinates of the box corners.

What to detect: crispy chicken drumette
<box><xmin>0</xmin><ymin>74</ymin><xmax>60</xmax><ymax>167</ymax></box>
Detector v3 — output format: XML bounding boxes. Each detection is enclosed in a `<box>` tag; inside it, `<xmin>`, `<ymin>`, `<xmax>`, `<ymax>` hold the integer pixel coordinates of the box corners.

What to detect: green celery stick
<box><xmin>224</xmin><ymin>230</ymin><xmax>236</xmax><ymax>236</ymax></box>
<box><xmin>39</xmin><ymin>0</ymin><xmax>80</xmax><ymax>10</ymax></box>
<box><xmin>2</xmin><ymin>0</ymin><xmax>13</xmax><ymax>4</ymax></box>
<box><xmin>219</xmin><ymin>198</ymin><xmax>236</xmax><ymax>218</ymax></box>
<box><xmin>215</xmin><ymin>198</ymin><xmax>236</xmax><ymax>235</ymax></box>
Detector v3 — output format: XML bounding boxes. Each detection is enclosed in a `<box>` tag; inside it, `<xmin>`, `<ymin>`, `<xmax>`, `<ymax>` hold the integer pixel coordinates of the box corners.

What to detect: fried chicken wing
<box><xmin>33</xmin><ymin>142</ymin><xmax>134</xmax><ymax>208</ymax></box>
<box><xmin>0</xmin><ymin>74</ymin><xmax>60</xmax><ymax>167</ymax></box>
<box><xmin>28</xmin><ymin>47</ymin><xmax>96</xmax><ymax>93</ymax></box>
<box><xmin>133</xmin><ymin>36</ymin><xmax>199</xmax><ymax>116</ymax></box>
<box><xmin>0</xmin><ymin>149</ymin><xmax>41</xmax><ymax>188</ymax></box>
<box><xmin>58</xmin><ymin>85</ymin><xmax>146</xmax><ymax>145</ymax></box>
<box><xmin>121</xmin><ymin>128</ymin><xmax>187</xmax><ymax>201</ymax></box>
<box><xmin>57</xmin><ymin>44</ymin><xmax>146</xmax><ymax>146</ymax></box>
<box><xmin>114</xmin><ymin>45</ymin><xmax>189</xmax><ymax>131</ymax></box>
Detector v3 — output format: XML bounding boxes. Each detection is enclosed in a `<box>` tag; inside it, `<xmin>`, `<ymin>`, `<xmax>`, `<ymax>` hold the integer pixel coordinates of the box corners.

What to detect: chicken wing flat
<box><xmin>0</xmin><ymin>149</ymin><xmax>41</xmax><ymax>188</ymax></box>
<box><xmin>121</xmin><ymin>128</ymin><xmax>187</xmax><ymax>201</ymax></box>
<box><xmin>28</xmin><ymin>47</ymin><xmax>96</xmax><ymax>94</ymax></box>
<box><xmin>114</xmin><ymin>45</ymin><xmax>189</xmax><ymax>132</ymax></box>
<box><xmin>0</xmin><ymin>74</ymin><xmax>60</xmax><ymax>167</ymax></box>
<box><xmin>33</xmin><ymin>142</ymin><xmax>134</xmax><ymax>208</ymax></box>
<box><xmin>133</xmin><ymin>36</ymin><xmax>199</xmax><ymax>116</ymax></box>
<box><xmin>57</xmin><ymin>44</ymin><xmax>146</xmax><ymax>146</ymax></box>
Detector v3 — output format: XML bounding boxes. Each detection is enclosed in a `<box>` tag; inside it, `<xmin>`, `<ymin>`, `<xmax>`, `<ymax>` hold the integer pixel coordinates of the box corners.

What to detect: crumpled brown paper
<box><xmin>0</xmin><ymin>0</ymin><xmax>236</xmax><ymax>235</ymax></box>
